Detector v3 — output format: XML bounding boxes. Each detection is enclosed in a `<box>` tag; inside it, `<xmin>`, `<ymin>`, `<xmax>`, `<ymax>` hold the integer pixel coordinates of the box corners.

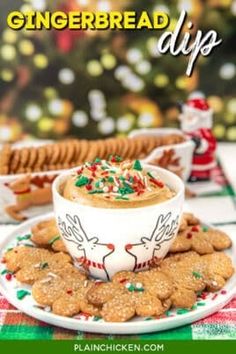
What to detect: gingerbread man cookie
<box><xmin>170</xmin><ymin>224</ymin><xmax>231</xmax><ymax>254</ymax></box>
<box><xmin>31</xmin><ymin>219</ymin><xmax>68</xmax><ymax>253</ymax></box>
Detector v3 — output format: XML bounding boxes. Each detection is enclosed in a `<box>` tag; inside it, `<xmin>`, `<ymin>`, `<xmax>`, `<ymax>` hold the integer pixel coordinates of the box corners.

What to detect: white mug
<box><xmin>52</xmin><ymin>165</ymin><xmax>185</xmax><ymax>280</ymax></box>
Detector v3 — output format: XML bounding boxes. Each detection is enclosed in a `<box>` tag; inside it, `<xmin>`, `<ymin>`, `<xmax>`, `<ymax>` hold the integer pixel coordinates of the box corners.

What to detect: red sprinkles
<box><xmin>187</xmin><ymin>232</ymin><xmax>193</xmax><ymax>239</ymax></box>
<box><xmin>85</xmin><ymin>184</ymin><xmax>92</xmax><ymax>191</ymax></box>
<box><xmin>191</xmin><ymin>225</ymin><xmax>200</xmax><ymax>232</ymax></box>
<box><xmin>149</xmin><ymin>178</ymin><xmax>164</xmax><ymax>188</ymax></box>
<box><xmin>5</xmin><ymin>273</ymin><xmax>12</xmax><ymax>281</ymax></box>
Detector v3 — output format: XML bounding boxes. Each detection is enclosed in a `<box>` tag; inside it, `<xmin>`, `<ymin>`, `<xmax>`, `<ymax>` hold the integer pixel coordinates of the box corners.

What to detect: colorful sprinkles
<box><xmin>125</xmin><ymin>282</ymin><xmax>144</xmax><ymax>292</ymax></box>
<box><xmin>74</xmin><ymin>157</ymin><xmax>166</xmax><ymax>202</ymax></box>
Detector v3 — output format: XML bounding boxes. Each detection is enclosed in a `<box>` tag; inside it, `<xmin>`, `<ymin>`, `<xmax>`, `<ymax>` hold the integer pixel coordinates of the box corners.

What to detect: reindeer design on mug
<box><xmin>125</xmin><ymin>212</ymin><xmax>179</xmax><ymax>271</ymax></box>
<box><xmin>57</xmin><ymin>214</ymin><xmax>115</xmax><ymax>280</ymax></box>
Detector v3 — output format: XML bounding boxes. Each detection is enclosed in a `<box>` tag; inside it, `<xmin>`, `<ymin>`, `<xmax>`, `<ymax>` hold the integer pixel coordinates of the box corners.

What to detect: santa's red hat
<box><xmin>180</xmin><ymin>92</ymin><xmax>213</xmax><ymax>131</ymax></box>
<box><xmin>186</xmin><ymin>92</ymin><xmax>210</xmax><ymax>111</ymax></box>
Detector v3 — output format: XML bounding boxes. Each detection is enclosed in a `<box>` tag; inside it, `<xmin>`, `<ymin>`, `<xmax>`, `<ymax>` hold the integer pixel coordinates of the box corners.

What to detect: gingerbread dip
<box><xmin>61</xmin><ymin>157</ymin><xmax>175</xmax><ymax>208</ymax></box>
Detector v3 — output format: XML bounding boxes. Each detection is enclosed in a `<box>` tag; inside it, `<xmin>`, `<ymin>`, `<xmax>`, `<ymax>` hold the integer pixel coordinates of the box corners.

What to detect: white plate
<box><xmin>0</xmin><ymin>213</ymin><xmax>235</xmax><ymax>335</ymax></box>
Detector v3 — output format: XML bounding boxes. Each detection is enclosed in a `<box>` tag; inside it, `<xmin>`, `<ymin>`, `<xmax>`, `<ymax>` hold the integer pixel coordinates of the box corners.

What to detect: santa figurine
<box><xmin>179</xmin><ymin>92</ymin><xmax>217</xmax><ymax>182</ymax></box>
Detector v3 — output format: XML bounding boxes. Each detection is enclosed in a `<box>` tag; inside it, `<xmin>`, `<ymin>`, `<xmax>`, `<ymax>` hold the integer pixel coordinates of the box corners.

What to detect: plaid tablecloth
<box><xmin>0</xmin><ymin>278</ymin><xmax>235</xmax><ymax>340</ymax></box>
<box><xmin>0</xmin><ymin>144</ymin><xmax>236</xmax><ymax>340</ymax></box>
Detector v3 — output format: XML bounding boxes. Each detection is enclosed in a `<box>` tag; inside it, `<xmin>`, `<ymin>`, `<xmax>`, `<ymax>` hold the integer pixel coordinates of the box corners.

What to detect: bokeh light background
<box><xmin>0</xmin><ymin>0</ymin><xmax>235</xmax><ymax>142</ymax></box>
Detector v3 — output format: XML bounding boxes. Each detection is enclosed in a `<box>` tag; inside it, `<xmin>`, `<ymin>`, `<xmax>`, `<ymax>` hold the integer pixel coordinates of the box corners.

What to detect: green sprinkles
<box><xmin>48</xmin><ymin>235</ymin><xmax>60</xmax><ymax>245</ymax></box>
<box><xmin>147</xmin><ymin>172</ymin><xmax>154</xmax><ymax>179</ymax></box>
<box><xmin>202</xmin><ymin>226</ymin><xmax>209</xmax><ymax>232</ymax></box>
<box><xmin>115</xmin><ymin>156</ymin><xmax>123</xmax><ymax>162</ymax></box>
<box><xmin>176</xmin><ymin>308</ymin><xmax>190</xmax><ymax>315</ymax></box>
<box><xmin>88</xmin><ymin>190</ymin><xmax>104</xmax><ymax>194</ymax></box>
<box><xmin>123</xmin><ymin>182</ymin><xmax>134</xmax><ymax>191</ymax></box>
<box><xmin>133</xmin><ymin>160</ymin><xmax>143</xmax><ymax>171</ymax></box>
<box><xmin>115</xmin><ymin>196</ymin><xmax>129</xmax><ymax>201</ymax></box>
<box><xmin>191</xmin><ymin>304</ymin><xmax>198</xmax><ymax>310</ymax></box>
<box><xmin>129</xmin><ymin>176</ymin><xmax>134</xmax><ymax>182</ymax></box>
<box><xmin>107</xmin><ymin>176</ymin><xmax>114</xmax><ymax>183</ymax></box>
<box><xmin>93</xmin><ymin>316</ymin><xmax>102</xmax><ymax>322</ymax></box>
<box><xmin>127</xmin><ymin>284</ymin><xmax>136</xmax><ymax>292</ymax></box>
<box><xmin>75</xmin><ymin>176</ymin><xmax>89</xmax><ymax>187</ymax></box>
<box><xmin>95</xmin><ymin>181</ymin><xmax>101</xmax><ymax>188</ymax></box>
<box><xmin>135</xmin><ymin>288</ymin><xmax>144</xmax><ymax>292</ymax></box>
<box><xmin>118</xmin><ymin>184</ymin><xmax>134</xmax><ymax>195</ymax></box>
<box><xmin>192</xmin><ymin>271</ymin><xmax>202</xmax><ymax>279</ymax></box>
<box><xmin>16</xmin><ymin>289</ymin><xmax>31</xmax><ymax>300</ymax></box>
<box><xmin>79</xmin><ymin>158</ymin><xmax>155</xmax><ymax>203</ymax></box>
<box><xmin>95</xmin><ymin>179</ymin><xmax>105</xmax><ymax>188</ymax></box>
<box><xmin>39</xmin><ymin>262</ymin><xmax>48</xmax><ymax>270</ymax></box>
<box><xmin>17</xmin><ymin>234</ymin><xmax>31</xmax><ymax>241</ymax></box>
<box><xmin>197</xmin><ymin>302</ymin><xmax>206</xmax><ymax>306</ymax></box>
<box><xmin>1</xmin><ymin>269</ymin><xmax>12</xmax><ymax>275</ymax></box>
